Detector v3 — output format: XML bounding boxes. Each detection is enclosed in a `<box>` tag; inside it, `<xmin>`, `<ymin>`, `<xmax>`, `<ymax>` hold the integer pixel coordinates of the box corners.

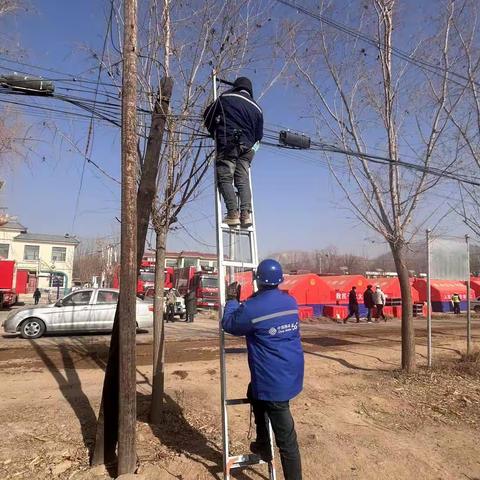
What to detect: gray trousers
<box><xmin>216</xmin><ymin>148</ymin><xmax>254</xmax><ymax>213</ymax></box>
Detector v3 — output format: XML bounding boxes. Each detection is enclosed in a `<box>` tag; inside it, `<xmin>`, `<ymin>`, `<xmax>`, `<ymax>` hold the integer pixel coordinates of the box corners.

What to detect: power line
<box><xmin>276</xmin><ymin>0</ymin><xmax>479</xmax><ymax>90</ymax></box>
<box><xmin>71</xmin><ymin>1</ymin><xmax>115</xmax><ymax>234</ymax></box>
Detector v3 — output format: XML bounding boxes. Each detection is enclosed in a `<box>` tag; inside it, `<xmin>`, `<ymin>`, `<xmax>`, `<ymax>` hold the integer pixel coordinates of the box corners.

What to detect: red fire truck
<box><xmin>0</xmin><ymin>260</ymin><xmax>18</xmax><ymax>308</ymax></box>
<box><xmin>174</xmin><ymin>267</ymin><xmax>219</xmax><ymax>308</ymax></box>
<box><xmin>112</xmin><ymin>265</ymin><xmax>174</xmax><ymax>295</ymax></box>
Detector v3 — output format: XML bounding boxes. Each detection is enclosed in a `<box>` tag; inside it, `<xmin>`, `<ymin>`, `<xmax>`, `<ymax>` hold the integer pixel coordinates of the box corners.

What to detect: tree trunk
<box><xmin>391</xmin><ymin>241</ymin><xmax>416</xmax><ymax>372</ymax></box>
<box><xmin>150</xmin><ymin>225</ymin><xmax>167</xmax><ymax>424</ymax></box>
<box><xmin>117</xmin><ymin>0</ymin><xmax>138</xmax><ymax>473</ymax></box>
<box><xmin>136</xmin><ymin>77</ymin><xmax>173</xmax><ymax>268</ymax></box>
<box><xmin>91</xmin><ymin>80</ymin><xmax>173</xmax><ymax>471</ymax></box>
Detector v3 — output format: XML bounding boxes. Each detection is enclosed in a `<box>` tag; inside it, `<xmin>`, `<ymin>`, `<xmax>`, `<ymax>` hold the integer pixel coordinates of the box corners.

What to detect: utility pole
<box><xmin>118</xmin><ymin>0</ymin><xmax>138</xmax><ymax>474</ymax></box>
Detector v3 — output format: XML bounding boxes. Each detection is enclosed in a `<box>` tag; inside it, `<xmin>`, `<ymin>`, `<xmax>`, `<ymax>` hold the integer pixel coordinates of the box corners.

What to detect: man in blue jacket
<box><xmin>222</xmin><ymin>259</ymin><xmax>303</xmax><ymax>480</ymax></box>
<box><xmin>203</xmin><ymin>76</ymin><xmax>263</xmax><ymax>228</ymax></box>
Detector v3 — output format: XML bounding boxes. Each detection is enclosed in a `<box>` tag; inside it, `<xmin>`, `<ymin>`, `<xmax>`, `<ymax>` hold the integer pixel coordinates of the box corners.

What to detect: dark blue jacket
<box><xmin>203</xmin><ymin>89</ymin><xmax>263</xmax><ymax>154</ymax></box>
<box><xmin>222</xmin><ymin>288</ymin><xmax>304</xmax><ymax>402</ymax></box>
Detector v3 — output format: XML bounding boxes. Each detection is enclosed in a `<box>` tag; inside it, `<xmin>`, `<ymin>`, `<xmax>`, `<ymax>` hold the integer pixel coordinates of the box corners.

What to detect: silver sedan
<box><xmin>2</xmin><ymin>288</ymin><xmax>153</xmax><ymax>339</ymax></box>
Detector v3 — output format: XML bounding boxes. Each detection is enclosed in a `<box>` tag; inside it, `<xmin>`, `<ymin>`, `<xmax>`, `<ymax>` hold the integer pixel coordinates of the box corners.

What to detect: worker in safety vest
<box><xmin>451</xmin><ymin>293</ymin><xmax>461</xmax><ymax>314</ymax></box>
<box><xmin>222</xmin><ymin>259</ymin><xmax>304</xmax><ymax>480</ymax></box>
<box><xmin>203</xmin><ymin>77</ymin><xmax>263</xmax><ymax>228</ymax></box>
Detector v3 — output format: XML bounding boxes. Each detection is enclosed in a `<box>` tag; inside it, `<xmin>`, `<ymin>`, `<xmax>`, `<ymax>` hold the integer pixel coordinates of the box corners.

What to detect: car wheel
<box><xmin>20</xmin><ymin>318</ymin><xmax>46</xmax><ymax>339</ymax></box>
<box><xmin>179</xmin><ymin>313</ymin><xmax>185</xmax><ymax>319</ymax></box>
<box><xmin>474</xmin><ymin>306</ymin><xmax>480</xmax><ymax>314</ymax></box>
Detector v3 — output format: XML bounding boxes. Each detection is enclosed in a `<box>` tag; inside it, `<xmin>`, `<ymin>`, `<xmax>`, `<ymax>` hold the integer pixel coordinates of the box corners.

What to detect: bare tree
<box><xmin>288</xmin><ymin>0</ymin><xmax>460</xmax><ymax>371</ymax></box>
<box><xmin>442</xmin><ymin>0</ymin><xmax>480</xmax><ymax>238</ymax></box>
<box><xmin>147</xmin><ymin>0</ymin><xmax>278</xmax><ymax>422</ymax></box>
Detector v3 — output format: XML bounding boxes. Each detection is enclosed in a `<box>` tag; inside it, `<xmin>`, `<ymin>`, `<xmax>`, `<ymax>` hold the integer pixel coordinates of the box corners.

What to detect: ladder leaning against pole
<box><xmin>212</xmin><ymin>70</ymin><xmax>276</xmax><ymax>480</ymax></box>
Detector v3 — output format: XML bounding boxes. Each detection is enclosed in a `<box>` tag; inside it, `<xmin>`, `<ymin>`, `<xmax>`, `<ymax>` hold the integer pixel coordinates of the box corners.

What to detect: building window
<box><xmin>183</xmin><ymin>257</ymin><xmax>197</xmax><ymax>268</ymax></box>
<box><xmin>52</xmin><ymin>247</ymin><xmax>67</xmax><ymax>262</ymax></box>
<box><xmin>24</xmin><ymin>245</ymin><xmax>39</xmax><ymax>261</ymax></box>
<box><xmin>0</xmin><ymin>243</ymin><xmax>8</xmax><ymax>259</ymax></box>
<box><xmin>165</xmin><ymin>259</ymin><xmax>177</xmax><ymax>268</ymax></box>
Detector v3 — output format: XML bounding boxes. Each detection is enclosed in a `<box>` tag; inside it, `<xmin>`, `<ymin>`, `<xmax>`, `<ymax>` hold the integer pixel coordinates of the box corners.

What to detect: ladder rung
<box><xmin>221</xmin><ymin>223</ymin><xmax>255</xmax><ymax>232</ymax></box>
<box><xmin>224</xmin><ymin>347</ymin><xmax>248</xmax><ymax>354</ymax></box>
<box><xmin>223</xmin><ymin>260</ymin><xmax>256</xmax><ymax>268</ymax></box>
<box><xmin>228</xmin><ymin>453</ymin><xmax>267</xmax><ymax>469</ymax></box>
<box><xmin>226</xmin><ymin>398</ymin><xmax>250</xmax><ymax>405</ymax></box>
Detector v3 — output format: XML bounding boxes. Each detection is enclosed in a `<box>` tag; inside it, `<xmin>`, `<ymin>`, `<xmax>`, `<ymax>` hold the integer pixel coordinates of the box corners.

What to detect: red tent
<box><xmin>372</xmin><ymin>277</ymin><xmax>420</xmax><ymax>303</ymax></box>
<box><xmin>280</xmin><ymin>274</ymin><xmax>330</xmax><ymax>304</ymax></box>
<box><xmin>470</xmin><ymin>277</ymin><xmax>480</xmax><ymax>299</ymax></box>
<box><xmin>318</xmin><ymin>275</ymin><xmax>368</xmax><ymax>303</ymax></box>
<box><xmin>279</xmin><ymin>274</ymin><xmax>331</xmax><ymax>315</ymax></box>
<box><xmin>413</xmin><ymin>278</ymin><xmax>475</xmax><ymax>312</ymax></box>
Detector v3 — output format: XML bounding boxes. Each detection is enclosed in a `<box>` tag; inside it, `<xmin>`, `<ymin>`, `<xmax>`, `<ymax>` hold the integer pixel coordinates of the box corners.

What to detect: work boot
<box><xmin>240</xmin><ymin>210</ymin><xmax>252</xmax><ymax>228</ymax></box>
<box><xmin>223</xmin><ymin>210</ymin><xmax>240</xmax><ymax>227</ymax></box>
<box><xmin>250</xmin><ymin>441</ymin><xmax>273</xmax><ymax>462</ymax></box>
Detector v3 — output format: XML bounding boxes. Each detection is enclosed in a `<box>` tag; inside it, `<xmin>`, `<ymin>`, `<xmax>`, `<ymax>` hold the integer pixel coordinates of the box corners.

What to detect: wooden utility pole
<box><xmin>118</xmin><ymin>0</ymin><xmax>138</xmax><ymax>474</ymax></box>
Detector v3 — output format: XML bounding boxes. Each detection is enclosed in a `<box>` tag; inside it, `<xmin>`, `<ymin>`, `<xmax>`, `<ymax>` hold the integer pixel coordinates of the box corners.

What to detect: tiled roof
<box><xmin>0</xmin><ymin>220</ymin><xmax>27</xmax><ymax>232</ymax></box>
<box><xmin>14</xmin><ymin>233</ymin><xmax>80</xmax><ymax>245</ymax></box>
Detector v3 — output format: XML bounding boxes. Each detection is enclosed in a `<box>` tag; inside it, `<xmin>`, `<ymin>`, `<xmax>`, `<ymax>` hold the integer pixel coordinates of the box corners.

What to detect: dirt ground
<box><xmin>0</xmin><ymin>312</ymin><xmax>479</xmax><ymax>480</ymax></box>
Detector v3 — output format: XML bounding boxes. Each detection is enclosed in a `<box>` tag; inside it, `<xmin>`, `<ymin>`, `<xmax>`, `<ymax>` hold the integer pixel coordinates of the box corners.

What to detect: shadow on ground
<box><xmin>29</xmin><ymin>338</ymin><xmax>105</xmax><ymax>458</ymax></box>
<box><xmin>137</xmin><ymin>388</ymin><xmax>267</xmax><ymax>480</ymax></box>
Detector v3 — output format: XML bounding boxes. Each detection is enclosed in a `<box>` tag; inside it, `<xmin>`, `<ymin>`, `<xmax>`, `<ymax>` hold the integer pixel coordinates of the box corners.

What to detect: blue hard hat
<box><xmin>256</xmin><ymin>259</ymin><xmax>284</xmax><ymax>286</ymax></box>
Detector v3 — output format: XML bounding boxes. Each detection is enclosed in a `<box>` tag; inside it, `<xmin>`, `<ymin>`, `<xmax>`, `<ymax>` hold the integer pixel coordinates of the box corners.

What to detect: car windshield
<box><xmin>140</xmin><ymin>272</ymin><xmax>155</xmax><ymax>282</ymax></box>
<box><xmin>200</xmin><ymin>277</ymin><xmax>218</xmax><ymax>288</ymax></box>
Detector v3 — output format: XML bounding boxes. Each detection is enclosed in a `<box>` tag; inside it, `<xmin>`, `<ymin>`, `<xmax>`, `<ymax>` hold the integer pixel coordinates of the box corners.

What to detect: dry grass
<box><xmin>384</xmin><ymin>352</ymin><xmax>480</xmax><ymax>429</ymax></box>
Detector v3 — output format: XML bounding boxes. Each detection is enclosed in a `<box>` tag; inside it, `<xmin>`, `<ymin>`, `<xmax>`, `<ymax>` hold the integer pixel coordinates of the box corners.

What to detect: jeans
<box><xmin>365</xmin><ymin>307</ymin><xmax>372</xmax><ymax>321</ymax></box>
<box><xmin>216</xmin><ymin>148</ymin><xmax>254</xmax><ymax>213</ymax></box>
<box><xmin>248</xmin><ymin>387</ymin><xmax>302</xmax><ymax>480</ymax></box>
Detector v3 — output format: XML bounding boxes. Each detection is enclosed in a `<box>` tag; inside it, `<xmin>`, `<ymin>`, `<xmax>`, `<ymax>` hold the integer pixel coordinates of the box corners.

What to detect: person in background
<box><xmin>363</xmin><ymin>284</ymin><xmax>375</xmax><ymax>323</ymax></box>
<box><xmin>373</xmin><ymin>285</ymin><xmax>387</xmax><ymax>322</ymax></box>
<box><xmin>222</xmin><ymin>259</ymin><xmax>304</xmax><ymax>480</ymax></box>
<box><xmin>343</xmin><ymin>286</ymin><xmax>360</xmax><ymax>324</ymax></box>
<box><xmin>451</xmin><ymin>293</ymin><xmax>461</xmax><ymax>314</ymax></box>
<box><xmin>185</xmin><ymin>289</ymin><xmax>197</xmax><ymax>323</ymax></box>
<box><xmin>203</xmin><ymin>76</ymin><xmax>263</xmax><ymax>228</ymax></box>
<box><xmin>166</xmin><ymin>288</ymin><xmax>176</xmax><ymax>323</ymax></box>
<box><xmin>33</xmin><ymin>288</ymin><xmax>41</xmax><ymax>305</ymax></box>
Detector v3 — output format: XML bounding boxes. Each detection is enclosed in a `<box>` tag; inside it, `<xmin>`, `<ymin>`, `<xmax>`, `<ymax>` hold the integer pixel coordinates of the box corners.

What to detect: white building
<box><xmin>0</xmin><ymin>220</ymin><xmax>79</xmax><ymax>293</ymax></box>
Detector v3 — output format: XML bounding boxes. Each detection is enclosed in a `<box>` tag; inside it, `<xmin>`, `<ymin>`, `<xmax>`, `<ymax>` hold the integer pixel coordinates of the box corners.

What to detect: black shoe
<box><xmin>250</xmin><ymin>441</ymin><xmax>273</xmax><ymax>462</ymax></box>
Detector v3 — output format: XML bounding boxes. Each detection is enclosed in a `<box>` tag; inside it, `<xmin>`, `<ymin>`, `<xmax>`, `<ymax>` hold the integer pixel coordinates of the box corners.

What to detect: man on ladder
<box><xmin>222</xmin><ymin>259</ymin><xmax>304</xmax><ymax>480</ymax></box>
<box><xmin>203</xmin><ymin>76</ymin><xmax>263</xmax><ymax>228</ymax></box>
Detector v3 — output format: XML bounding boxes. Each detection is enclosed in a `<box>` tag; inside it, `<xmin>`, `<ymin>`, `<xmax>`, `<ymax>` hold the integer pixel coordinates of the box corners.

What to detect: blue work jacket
<box><xmin>203</xmin><ymin>89</ymin><xmax>263</xmax><ymax>154</ymax></box>
<box><xmin>222</xmin><ymin>288</ymin><xmax>304</xmax><ymax>402</ymax></box>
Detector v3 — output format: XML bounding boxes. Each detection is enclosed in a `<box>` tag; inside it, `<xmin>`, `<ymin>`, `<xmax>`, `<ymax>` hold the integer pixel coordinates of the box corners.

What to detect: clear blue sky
<box><xmin>0</xmin><ymin>0</ymin><xmax>467</xmax><ymax>259</ymax></box>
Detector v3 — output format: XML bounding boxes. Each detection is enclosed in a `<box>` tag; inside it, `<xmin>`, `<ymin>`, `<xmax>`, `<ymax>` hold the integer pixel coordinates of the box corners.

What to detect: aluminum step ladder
<box><xmin>212</xmin><ymin>70</ymin><xmax>276</xmax><ymax>480</ymax></box>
